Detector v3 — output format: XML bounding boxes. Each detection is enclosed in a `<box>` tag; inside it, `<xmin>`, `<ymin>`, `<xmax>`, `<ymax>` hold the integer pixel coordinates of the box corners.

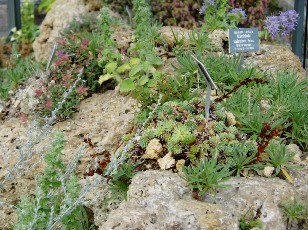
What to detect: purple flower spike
<box><xmin>199</xmin><ymin>3</ymin><xmax>207</xmax><ymax>15</ymax></box>
<box><xmin>279</xmin><ymin>10</ymin><xmax>299</xmax><ymax>36</ymax></box>
<box><xmin>265</xmin><ymin>15</ymin><xmax>280</xmax><ymax>39</ymax></box>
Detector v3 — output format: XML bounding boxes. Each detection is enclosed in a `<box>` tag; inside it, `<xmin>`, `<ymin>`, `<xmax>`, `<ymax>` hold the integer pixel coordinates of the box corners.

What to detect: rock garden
<box><xmin>0</xmin><ymin>0</ymin><xmax>307</xmax><ymax>229</ymax></box>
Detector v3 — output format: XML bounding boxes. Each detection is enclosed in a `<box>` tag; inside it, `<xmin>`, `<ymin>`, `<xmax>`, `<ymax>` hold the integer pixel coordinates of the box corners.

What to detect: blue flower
<box><xmin>208</xmin><ymin>0</ymin><xmax>215</xmax><ymax>6</ymax></box>
<box><xmin>279</xmin><ymin>10</ymin><xmax>299</xmax><ymax>36</ymax></box>
<box><xmin>265</xmin><ymin>10</ymin><xmax>299</xmax><ymax>39</ymax></box>
<box><xmin>265</xmin><ymin>15</ymin><xmax>280</xmax><ymax>39</ymax></box>
<box><xmin>228</xmin><ymin>8</ymin><xmax>246</xmax><ymax>20</ymax></box>
<box><xmin>199</xmin><ymin>3</ymin><xmax>207</xmax><ymax>15</ymax></box>
<box><xmin>199</xmin><ymin>0</ymin><xmax>215</xmax><ymax>15</ymax></box>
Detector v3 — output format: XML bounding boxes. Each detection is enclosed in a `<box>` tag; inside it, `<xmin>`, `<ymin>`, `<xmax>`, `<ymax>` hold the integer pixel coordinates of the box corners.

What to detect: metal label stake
<box><xmin>191</xmin><ymin>55</ymin><xmax>217</xmax><ymax>122</ymax></box>
<box><xmin>46</xmin><ymin>41</ymin><xmax>58</xmax><ymax>71</ymax></box>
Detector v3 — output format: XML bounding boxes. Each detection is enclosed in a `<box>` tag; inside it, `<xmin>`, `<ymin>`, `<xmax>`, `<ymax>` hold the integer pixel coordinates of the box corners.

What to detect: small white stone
<box><xmin>263</xmin><ymin>166</ymin><xmax>275</xmax><ymax>177</ymax></box>
<box><xmin>158</xmin><ymin>152</ymin><xmax>175</xmax><ymax>170</ymax></box>
<box><xmin>286</xmin><ymin>144</ymin><xmax>302</xmax><ymax>164</ymax></box>
<box><xmin>142</xmin><ymin>138</ymin><xmax>163</xmax><ymax>160</ymax></box>
<box><xmin>225</xmin><ymin>111</ymin><xmax>236</xmax><ymax>126</ymax></box>
<box><xmin>176</xmin><ymin>159</ymin><xmax>186</xmax><ymax>172</ymax></box>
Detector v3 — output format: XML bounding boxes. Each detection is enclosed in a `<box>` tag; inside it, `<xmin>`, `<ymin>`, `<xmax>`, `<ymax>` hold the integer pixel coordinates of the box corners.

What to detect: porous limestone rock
<box><xmin>263</xmin><ymin>166</ymin><xmax>275</xmax><ymax>177</ymax></box>
<box><xmin>111</xmin><ymin>24</ymin><xmax>133</xmax><ymax>51</ymax></box>
<box><xmin>33</xmin><ymin>0</ymin><xmax>102</xmax><ymax>62</ymax></box>
<box><xmin>225</xmin><ymin>110</ymin><xmax>236</xmax><ymax>126</ymax></box>
<box><xmin>0</xmin><ymin>90</ymin><xmax>137</xmax><ymax>228</ymax></box>
<box><xmin>243</xmin><ymin>44</ymin><xmax>307</xmax><ymax>79</ymax></box>
<box><xmin>142</xmin><ymin>138</ymin><xmax>163</xmax><ymax>160</ymax></box>
<box><xmin>259</xmin><ymin>99</ymin><xmax>271</xmax><ymax>115</ymax></box>
<box><xmin>159</xmin><ymin>26</ymin><xmax>191</xmax><ymax>49</ymax></box>
<box><xmin>157</xmin><ymin>152</ymin><xmax>175</xmax><ymax>170</ymax></box>
<box><xmin>287</xmin><ymin>144</ymin><xmax>302</xmax><ymax>164</ymax></box>
<box><xmin>208</xmin><ymin>29</ymin><xmax>229</xmax><ymax>51</ymax></box>
<box><xmin>176</xmin><ymin>159</ymin><xmax>185</xmax><ymax>172</ymax></box>
<box><xmin>100</xmin><ymin>170</ymin><xmax>296</xmax><ymax>230</ymax></box>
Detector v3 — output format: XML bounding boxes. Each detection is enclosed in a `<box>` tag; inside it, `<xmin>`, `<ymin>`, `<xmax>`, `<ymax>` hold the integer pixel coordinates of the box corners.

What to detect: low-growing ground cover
<box><xmin>0</xmin><ymin>0</ymin><xmax>307</xmax><ymax>229</ymax></box>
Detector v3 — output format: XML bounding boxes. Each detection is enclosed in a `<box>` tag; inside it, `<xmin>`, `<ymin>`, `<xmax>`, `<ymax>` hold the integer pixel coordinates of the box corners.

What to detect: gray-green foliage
<box><xmin>180</xmin><ymin>157</ymin><xmax>231</xmax><ymax>196</ymax></box>
<box><xmin>15</xmin><ymin>132</ymin><xmax>88</xmax><ymax>229</ymax></box>
<box><xmin>280</xmin><ymin>199</ymin><xmax>308</xmax><ymax>226</ymax></box>
<box><xmin>263</xmin><ymin>140</ymin><xmax>300</xmax><ymax>176</ymax></box>
<box><xmin>0</xmin><ymin>47</ymin><xmax>41</xmax><ymax>100</ymax></box>
<box><xmin>108</xmin><ymin>160</ymin><xmax>141</xmax><ymax>201</ymax></box>
<box><xmin>130</xmin><ymin>0</ymin><xmax>163</xmax><ymax>65</ymax></box>
<box><xmin>222</xmin><ymin>71</ymin><xmax>308</xmax><ymax>148</ymax></box>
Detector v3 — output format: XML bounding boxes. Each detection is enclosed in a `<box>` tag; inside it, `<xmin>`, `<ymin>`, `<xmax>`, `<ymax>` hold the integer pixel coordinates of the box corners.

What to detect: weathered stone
<box><xmin>225</xmin><ymin>111</ymin><xmax>236</xmax><ymax>126</ymax></box>
<box><xmin>157</xmin><ymin>152</ymin><xmax>175</xmax><ymax>170</ymax></box>
<box><xmin>208</xmin><ymin>29</ymin><xmax>229</xmax><ymax>51</ymax></box>
<box><xmin>243</xmin><ymin>44</ymin><xmax>307</xmax><ymax>79</ymax></box>
<box><xmin>176</xmin><ymin>159</ymin><xmax>186</xmax><ymax>172</ymax></box>
<box><xmin>111</xmin><ymin>24</ymin><xmax>133</xmax><ymax>51</ymax></box>
<box><xmin>287</xmin><ymin>144</ymin><xmax>302</xmax><ymax>164</ymax></box>
<box><xmin>159</xmin><ymin>26</ymin><xmax>191</xmax><ymax>49</ymax></box>
<box><xmin>259</xmin><ymin>99</ymin><xmax>271</xmax><ymax>115</ymax></box>
<box><xmin>33</xmin><ymin>0</ymin><xmax>102</xmax><ymax>62</ymax></box>
<box><xmin>142</xmin><ymin>138</ymin><xmax>163</xmax><ymax>160</ymax></box>
<box><xmin>100</xmin><ymin>170</ymin><xmax>295</xmax><ymax>230</ymax></box>
<box><xmin>263</xmin><ymin>166</ymin><xmax>275</xmax><ymax>177</ymax></box>
<box><xmin>0</xmin><ymin>90</ymin><xmax>137</xmax><ymax>228</ymax></box>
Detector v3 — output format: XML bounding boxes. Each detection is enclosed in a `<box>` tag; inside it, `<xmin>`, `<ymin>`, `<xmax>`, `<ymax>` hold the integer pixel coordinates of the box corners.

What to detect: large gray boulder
<box><xmin>100</xmin><ymin>170</ymin><xmax>297</xmax><ymax>230</ymax></box>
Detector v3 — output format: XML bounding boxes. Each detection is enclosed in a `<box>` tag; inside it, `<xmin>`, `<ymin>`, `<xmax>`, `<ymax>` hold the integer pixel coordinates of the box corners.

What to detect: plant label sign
<box><xmin>228</xmin><ymin>28</ymin><xmax>259</xmax><ymax>53</ymax></box>
<box><xmin>191</xmin><ymin>55</ymin><xmax>217</xmax><ymax>122</ymax></box>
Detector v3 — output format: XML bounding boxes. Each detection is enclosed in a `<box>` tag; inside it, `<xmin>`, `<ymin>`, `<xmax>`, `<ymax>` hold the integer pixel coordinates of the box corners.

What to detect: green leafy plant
<box><xmin>200</xmin><ymin>0</ymin><xmax>246</xmax><ymax>31</ymax></box>
<box><xmin>38</xmin><ymin>0</ymin><xmax>56</xmax><ymax>12</ymax></box>
<box><xmin>268</xmin><ymin>72</ymin><xmax>308</xmax><ymax>148</ymax></box>
<box><xmin>99</xmin><ymin>57</ymin><xmax>158</xmax><ymax>94</ymax></box>
<box><xmin>0</xmin><ymin>46</ymin><xmax>41</xmax><ymax>100</ymax></box>
<box><xmin>280</xmin><ymin>199</ymin><xmax>308</xmax><ymax>227</ymax></box>
<box><xmin>228</xmin><ymin>142</ymin><xmax>257</xmax><ymax>176</ymax></box>
<box><xmin>130</xmin><ymin>0</ymin><xmax>163</xmax><ymax>65</ymax></box>
<box><xmin>15</xmin><ymin>132</ymin><xmax>89</xmax><ymax>229</ymax></box>
<box><xmin>239</xmin><ymin>208</ymin><xmax>263</xmax><ymax>230</ymax></box>
<box><xmin>180</xmin><ymin>157</ymin><xmax>231</xmax><ymax>198</ymax></box>
<box><xmin>108</xmin><ymin>160</ymin><xmax>141</xmax><ymax>201</ymax></box>
<box><xmin>263</xmin><ymin>140</ymin><xmax>300</xmax><ymax>178</ymax></box>
<box><xmin>11</xmin><ymin>0</ymin><xmax>39</xmax><ymax>44</ymax></box>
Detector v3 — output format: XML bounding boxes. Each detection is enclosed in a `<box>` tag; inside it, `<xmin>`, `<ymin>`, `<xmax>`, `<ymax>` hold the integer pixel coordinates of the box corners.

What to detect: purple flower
<box><xmin>57</xmin><ymin>51</ymin><xmax>65</xmax><ymax>57</ymax></box>
<box><xmin>199</xmin><ymin>0</ymin><xmax>215</xmax><ymax>15</ymax></box>
<box><xmin>265</xmin><ymin>15</ymin><xmax>281</xmax><ymax>39</ymax></box>
<box><xmin>208</xmin><ymin>0</ymin><xmax>215</xmax><ymax>6</ymax></box>
<box><xmin>228</xmin><ymin>8</ymin><xmax>246</xmax><ymax>20</ymax></box>
<box><xmin>199</xmin><ymin>3</ymin><xmax>207</xmax><ymax>15</ymax></box>
<box><xmin>279</xmin><ymin>10</ymin><xmax>299</xmax><ymax>36</ymax></box>
<box><xmin>265</xmin><ymin>10</ymin><xmax>299</xmax><ymax>39</ymax></box>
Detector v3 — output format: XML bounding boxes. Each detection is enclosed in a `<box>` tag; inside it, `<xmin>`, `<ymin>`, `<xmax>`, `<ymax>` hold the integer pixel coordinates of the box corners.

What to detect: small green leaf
<box><xmin>117</xmin><ymin>63</ymin><xmax>131</xmax><ymax>73</ymax></box>
<box><xmin>129</xmin><ymin>64</ymin><xmax>143</xmax><ymax>77</ymax></box>
<box><xmin>130</xmin><ymin>58</ymin><xmax>141</xmax><ymax>66</ymax></box>
<box><xmin>50</xmin><ymin>181</ymin><xmax>62</xmax><ymax>188</ymax></box>
<box><xmin>120</xmin><ymin>79</ymin><xmax>135</xmax><ymax>92</ymax></box>
<box><xmin>138</xmin><ymin>75</ymin><xmax>149</xmax><ymax>86</ymax></box>
<box><xmin>99</xmin><ymin>74</ymin><xmax>114</xmax><ymax>85</ymax></box>
<box><xmin>105</xmin><ymin>62</ymin><xmax>118</xmax><ymax>74</ymax></box>
<box><xmin>147</xmin><ymin>79</ymin><xmax>157</xmax><ymax>87</ymax></box>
